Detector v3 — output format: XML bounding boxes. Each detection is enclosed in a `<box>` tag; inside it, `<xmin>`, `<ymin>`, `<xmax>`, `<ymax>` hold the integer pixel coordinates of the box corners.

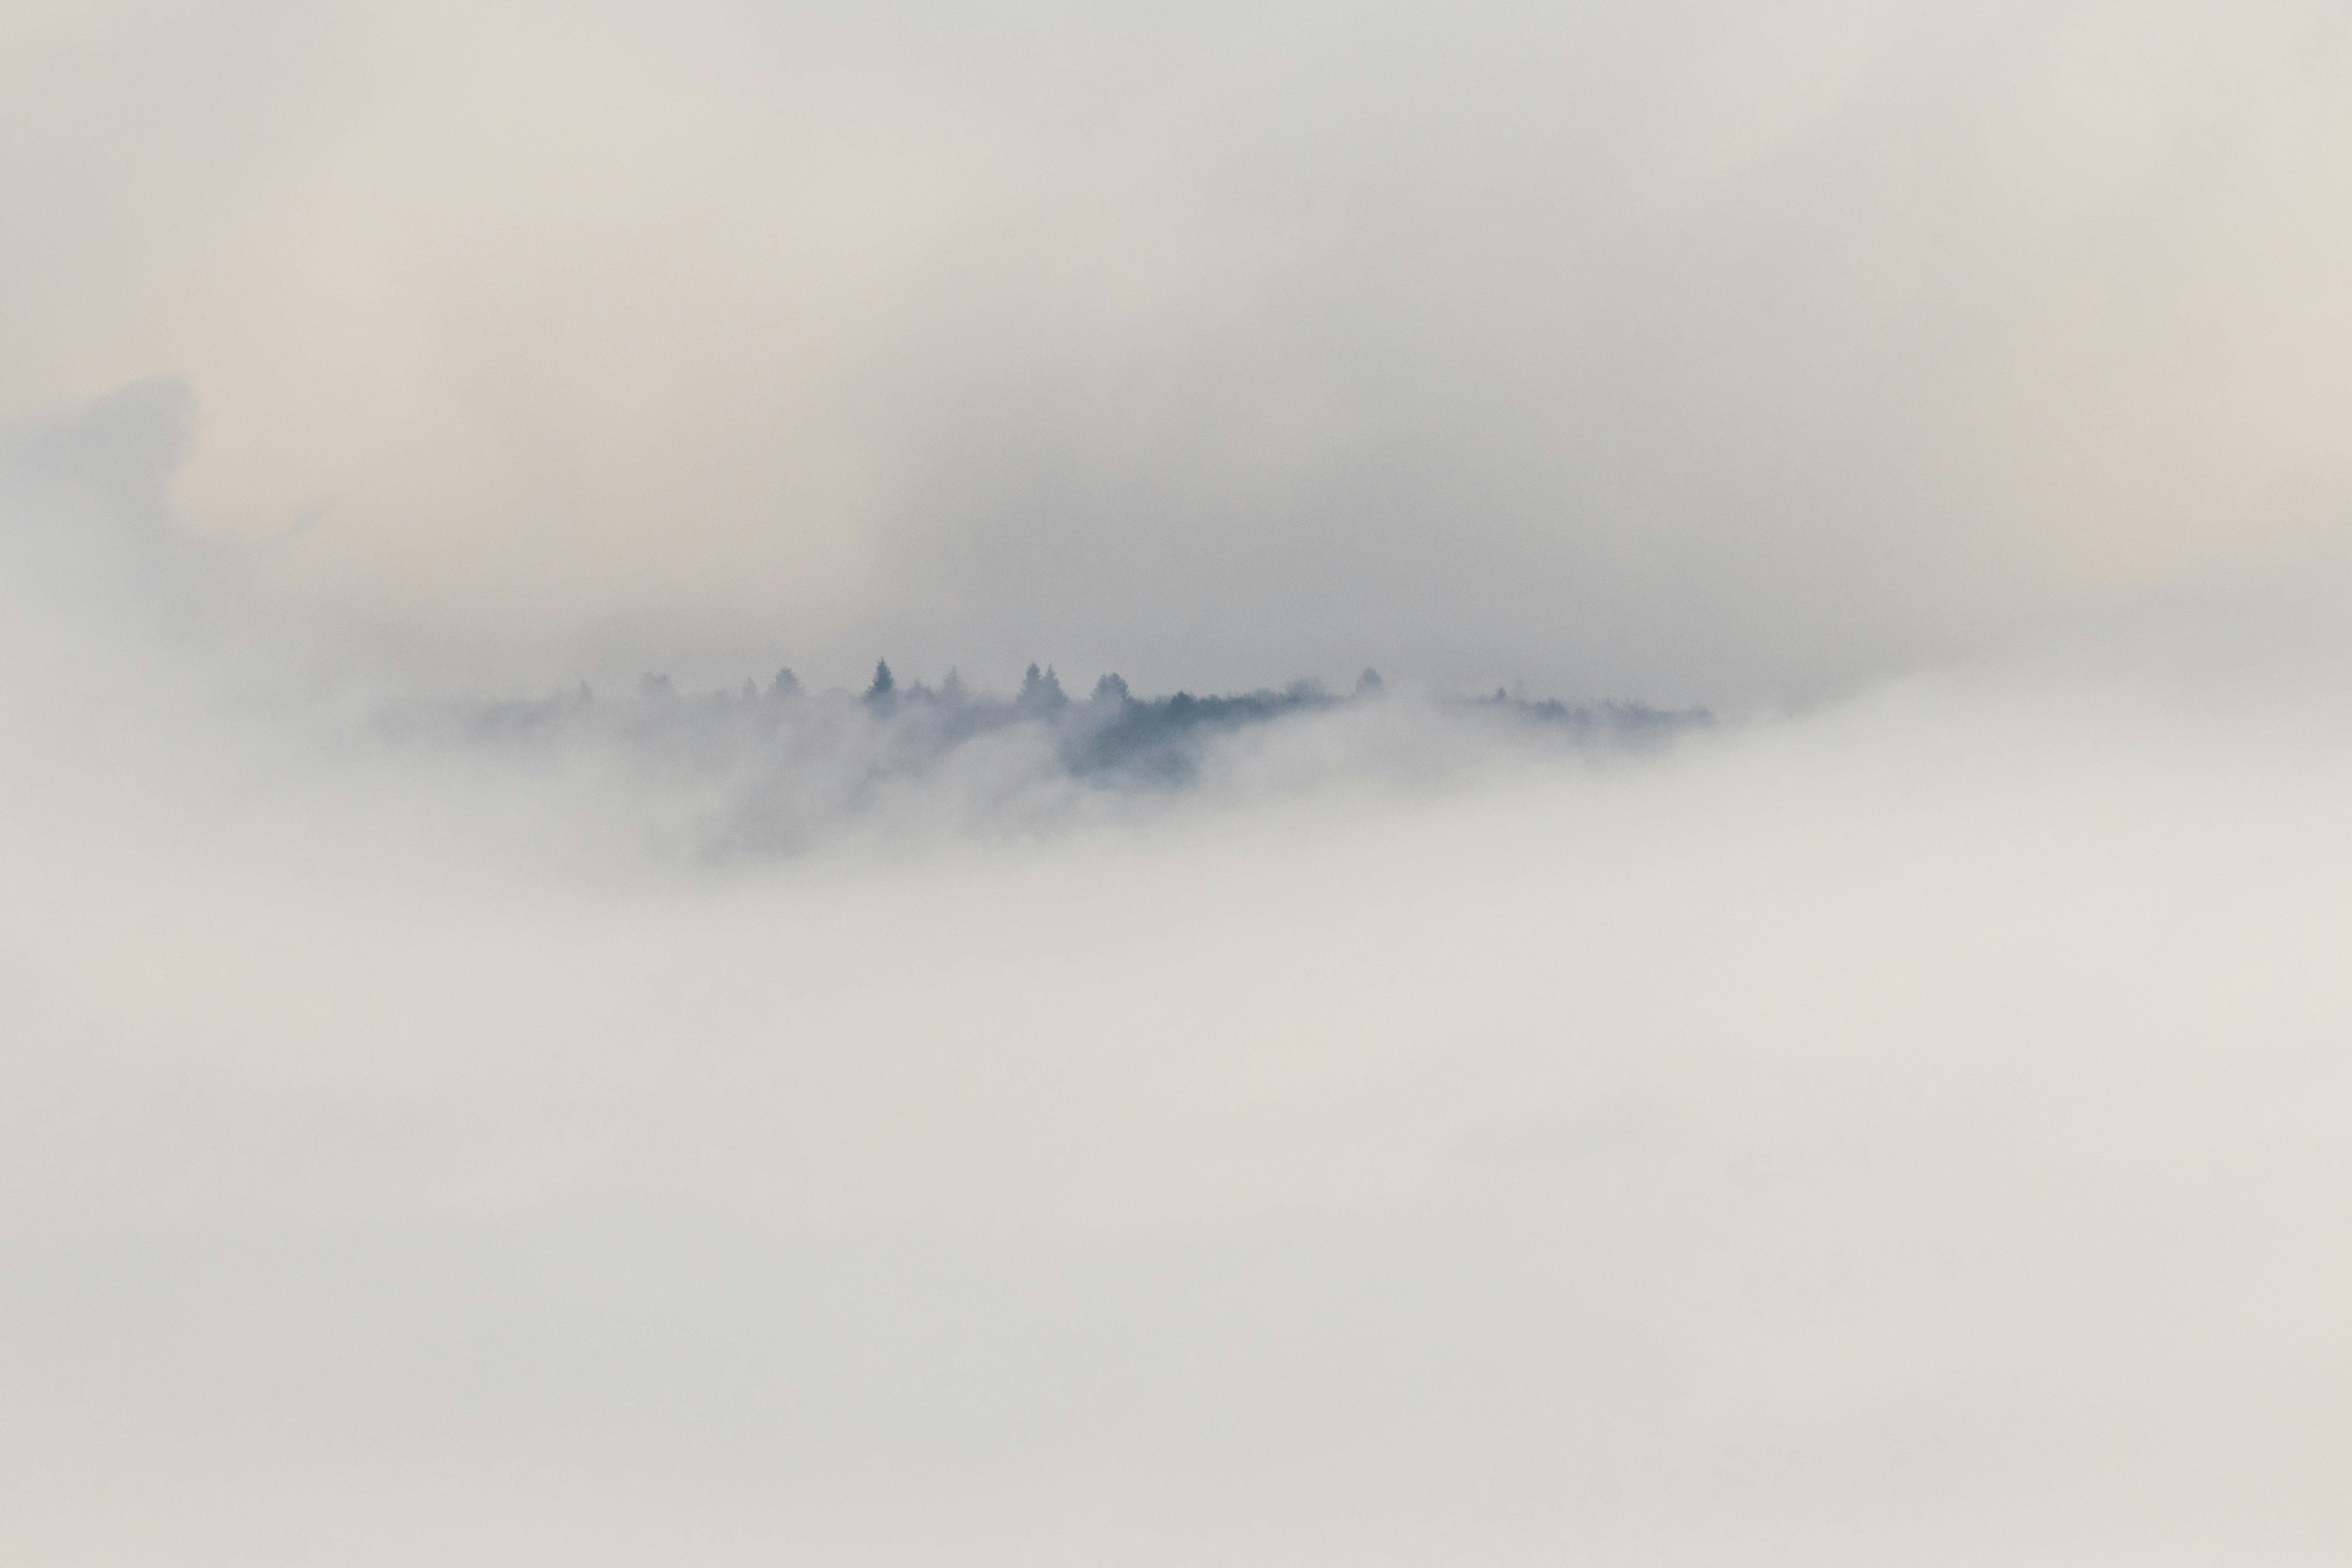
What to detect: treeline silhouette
<box><xmin>411</xmin><ymin>661</ymin><xmax>1706</xmax><ymax>788</ymax></box>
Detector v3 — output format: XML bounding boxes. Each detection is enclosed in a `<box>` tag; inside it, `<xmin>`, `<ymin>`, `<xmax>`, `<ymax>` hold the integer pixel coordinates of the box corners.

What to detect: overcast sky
<box><xmin>5</xmin><ymin>6</ymin><xmax>2350</xmax><ymax>1564</ymax></box>
<box><xmin>7</xmin><ymin>0</ymin><xmax>2351</xmax><ymax>700</ymax></box>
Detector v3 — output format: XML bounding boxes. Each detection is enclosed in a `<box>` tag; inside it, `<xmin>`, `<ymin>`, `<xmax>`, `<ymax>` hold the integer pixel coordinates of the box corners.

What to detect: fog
<box><xmin>6</xmin><ymin>1</ymin><xmax>2352</xmax><ymax>1563</ymax></box>
<box><xmin>7</xmin><ymin>379</ymin><xmax>2348</xmax><ymax>1565</ymax></box>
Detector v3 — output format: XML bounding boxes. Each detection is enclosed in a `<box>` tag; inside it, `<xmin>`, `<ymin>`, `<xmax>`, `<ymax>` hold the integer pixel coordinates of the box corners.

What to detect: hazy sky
<box><xmin>7</xmin><ymin>0</ymin><xmax>2350</xmax><ymax>700</ymax></box>
<box><xmin>5</xmin><ymin>5</ymin><xmax>2350</xmax><ymax>1564</ymax></box>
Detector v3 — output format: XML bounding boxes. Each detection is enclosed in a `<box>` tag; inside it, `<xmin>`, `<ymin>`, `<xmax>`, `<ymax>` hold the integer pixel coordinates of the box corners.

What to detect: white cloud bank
<box><xmin>6</xmin><ymin>657</ymin><xmax>2347</xmax><ymax>1565</ymax></box>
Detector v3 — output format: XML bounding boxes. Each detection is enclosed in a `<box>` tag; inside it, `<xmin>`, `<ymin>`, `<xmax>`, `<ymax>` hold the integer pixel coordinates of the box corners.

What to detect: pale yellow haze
<box><xmin>5</xmin><ymin>0</ymin><xmax>2350</xmax><ymax>695</ymax></box>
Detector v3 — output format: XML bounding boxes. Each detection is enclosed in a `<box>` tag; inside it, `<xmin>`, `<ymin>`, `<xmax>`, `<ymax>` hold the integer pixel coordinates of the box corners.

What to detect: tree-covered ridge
<box><xmin>413</xmin><ymin>662</ymin><xmax>1706</xmax><ymax>788</ymax></box>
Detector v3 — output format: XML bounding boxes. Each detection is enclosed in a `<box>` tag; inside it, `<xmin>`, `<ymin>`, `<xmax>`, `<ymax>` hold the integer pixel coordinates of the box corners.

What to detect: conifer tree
<box><xmin>1018</xmin><ymin>663</ymin><xmax>1068</xmax><ymax>713</ymax></box>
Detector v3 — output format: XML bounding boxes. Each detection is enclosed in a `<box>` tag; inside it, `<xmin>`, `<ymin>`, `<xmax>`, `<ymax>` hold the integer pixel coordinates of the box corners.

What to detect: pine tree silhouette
<box><xmin>1018</xmin><ymin>663</ymin><xmax>1068</xmax><ymax>713</ymax></box>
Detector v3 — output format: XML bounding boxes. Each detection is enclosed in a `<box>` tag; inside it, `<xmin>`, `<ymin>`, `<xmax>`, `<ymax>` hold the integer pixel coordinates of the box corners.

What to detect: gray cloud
<box><xmin>6</xmin><ymin>0</ymin><xmax>2350</xmax><ymax>700</ymax></box>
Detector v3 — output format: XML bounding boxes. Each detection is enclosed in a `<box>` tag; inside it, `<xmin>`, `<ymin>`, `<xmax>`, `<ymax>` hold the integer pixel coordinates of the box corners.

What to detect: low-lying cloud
<box><xmin>4</xmin><ymin>383</ymin><xmax>2347</xmax><ymax>1564</ymax></box>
